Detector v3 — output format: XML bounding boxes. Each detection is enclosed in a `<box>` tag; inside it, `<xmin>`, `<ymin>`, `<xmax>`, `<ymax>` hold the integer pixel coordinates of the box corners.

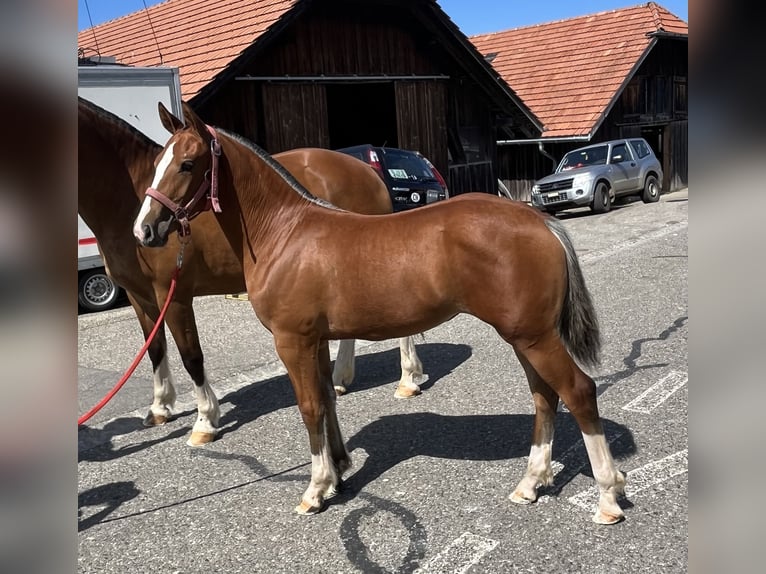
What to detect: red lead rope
<box><xmin>78</xmin><ymin>265</ymin><xmax>182</xmax><ymax>426</ymax></box>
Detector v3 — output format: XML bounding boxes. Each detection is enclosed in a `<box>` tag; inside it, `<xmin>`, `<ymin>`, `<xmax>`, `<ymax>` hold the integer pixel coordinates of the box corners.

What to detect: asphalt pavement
<box><xmin>78</xmin><ymin>190</ymin><xmax>688</xmax><ymax>573</ymax></box>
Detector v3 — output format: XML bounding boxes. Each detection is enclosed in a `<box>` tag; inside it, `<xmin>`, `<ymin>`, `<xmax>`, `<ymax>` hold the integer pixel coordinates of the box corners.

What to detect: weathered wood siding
<box><xmin>196</xmin><ymin>2</ymin><xmax>506</xmax><ymax>196</ymax></box>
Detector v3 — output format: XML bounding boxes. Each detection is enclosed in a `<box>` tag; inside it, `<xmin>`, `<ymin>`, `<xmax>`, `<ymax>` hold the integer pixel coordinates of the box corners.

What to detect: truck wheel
<box><xmin>78</xmin><ymin>268</ymin><xmax>119</xmax><ymax>312</ymax></box>
<box><xmin>591</xmin><ymin>182</ymin><xmax>611</xmax><ymax>214</ymax></box>
<box><xmin>641</xmin><ymin>175</ymin><xmax>661</xmax><ymax>203</ymax></box>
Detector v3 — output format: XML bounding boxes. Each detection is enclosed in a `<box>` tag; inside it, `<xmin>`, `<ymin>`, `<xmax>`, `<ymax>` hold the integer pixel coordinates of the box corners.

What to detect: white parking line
<box><xmin>567</xmin><ymin>449</ymin><xmax>688</xmax><ymax>511</ymax></box>
<box><xmin>414</xmin><ymin>532</ymin><xmax>498</xmax><ymax>574</ymax></box>
<box><xmin>622</xmin><ymin>371</ymin><xmax>687</xmax><ymax>413</ymax></box>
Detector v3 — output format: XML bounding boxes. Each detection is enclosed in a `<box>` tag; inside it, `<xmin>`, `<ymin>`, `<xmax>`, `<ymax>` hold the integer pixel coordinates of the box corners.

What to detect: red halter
<box><xmin>144</xmin><ymin>125</ymin><xmax>222</xmax><ymax>238</ymax></box>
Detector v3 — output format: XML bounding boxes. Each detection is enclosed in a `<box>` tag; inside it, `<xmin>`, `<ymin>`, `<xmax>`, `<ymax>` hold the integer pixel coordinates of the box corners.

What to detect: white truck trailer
<box><xmin>77</xmin><ymin>64</ymin><xmax>182</xmax><ymax>311</ymax></box>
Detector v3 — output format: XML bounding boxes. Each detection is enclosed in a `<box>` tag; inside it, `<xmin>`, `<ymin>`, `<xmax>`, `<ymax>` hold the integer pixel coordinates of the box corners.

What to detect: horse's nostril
<box><xmin>142</xmin><ymin>224</ymin><xmax>154</xmax><ymax>244</ymax></box>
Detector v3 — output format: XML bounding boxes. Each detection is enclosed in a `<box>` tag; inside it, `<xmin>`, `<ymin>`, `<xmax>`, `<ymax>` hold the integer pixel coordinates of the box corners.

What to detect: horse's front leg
<box><xmin>164</xmin><ymin>296</ymin><xmax>220</xmax><ymax>446</ymax></box>
<box><xmin>126</xmin><ymin>292</ymin><xmax>177</xmax><ymax>427</ymax></box>
<box><xmin>274</xmin><ymin>332</ymin><xmax>351</xmax><ymax>515</ymax></box>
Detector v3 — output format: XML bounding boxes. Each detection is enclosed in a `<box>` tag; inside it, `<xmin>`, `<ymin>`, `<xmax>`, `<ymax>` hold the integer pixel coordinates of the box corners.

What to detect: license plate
<box><xmin>547</xmin><ymin>193</ymin><xmax>559</xmax><ymax>200</ymax></box>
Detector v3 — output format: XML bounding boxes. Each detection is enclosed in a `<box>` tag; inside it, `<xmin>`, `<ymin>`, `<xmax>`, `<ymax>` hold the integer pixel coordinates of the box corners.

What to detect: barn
<box><xmin>470</xmin><ymin>2</ymin><xmax>688</xmax><ymax>199</ymax></box>
<box><xmin>77</xmin><ymin>0</ymin><xmax>541</xmax><ymax>197</ymax></box>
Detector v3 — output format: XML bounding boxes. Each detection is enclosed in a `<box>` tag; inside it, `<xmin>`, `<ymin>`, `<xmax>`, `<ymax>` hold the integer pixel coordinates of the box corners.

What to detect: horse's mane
<box><xmin>217</xmin><ymin>128</ymin><xmax>339</xmax><ymax>211</ymax></box>
<box><xmin>78</xmin><ymin>96</ymin><xmax>162</xmax><ymax>152</ymax></box>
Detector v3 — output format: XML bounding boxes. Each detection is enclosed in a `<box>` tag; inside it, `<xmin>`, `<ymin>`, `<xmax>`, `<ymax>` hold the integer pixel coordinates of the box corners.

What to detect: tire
<box><xmin>78</xmin><ymin>268</ymin><xmax>120</xmax><ymax>312</ymax></box>
<box><xmin>591</xmin><ymin>182</ymin><xmax>611</xmax><ymax>214</ymax></box>
<box><xmin>641</xmin><ymin>174</ymin><xmax>660</xmax><ymax>203</ymax></box>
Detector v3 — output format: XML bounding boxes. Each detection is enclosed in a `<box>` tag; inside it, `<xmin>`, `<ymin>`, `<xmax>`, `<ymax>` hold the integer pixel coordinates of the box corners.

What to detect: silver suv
<box><xmin>531</xmin><ymin>138</ymin><xmax>663</xmax><ymax>214</ymax></box>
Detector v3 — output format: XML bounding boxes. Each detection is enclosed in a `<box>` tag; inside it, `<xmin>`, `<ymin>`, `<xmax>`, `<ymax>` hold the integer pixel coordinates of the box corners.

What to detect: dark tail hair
<box><xmin>544</xmin><ymin>218</ymin><xmax>601</xmax><ymax>369</ymax></box>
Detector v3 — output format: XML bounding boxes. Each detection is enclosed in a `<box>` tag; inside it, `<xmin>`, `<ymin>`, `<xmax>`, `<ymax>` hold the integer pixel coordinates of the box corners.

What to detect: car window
<box><xmin>559</xmin><ymin>145</ymin><xmax>608</xmax><ymax>171</ymax></box>
<box><xmin>630</xmin><ymin>139</ymin><xmax>651</xmax><ymax>159</ymax></box>
<box><xmin>610</xmin><ymin>143</ymin><xmax>630</xmax><ymax>163</ymax></box>
<box><xmin>383</xmin><ymin>151</ymin><xmax>433</xmax><ymax>180</ymax></box>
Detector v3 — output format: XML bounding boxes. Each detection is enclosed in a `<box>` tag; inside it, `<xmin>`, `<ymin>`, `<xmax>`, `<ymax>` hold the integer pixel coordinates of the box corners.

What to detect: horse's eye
<box><xmin>180</xmin><ymin>160</ymin><xmax>194</xmax><ymax>173</ymax></box>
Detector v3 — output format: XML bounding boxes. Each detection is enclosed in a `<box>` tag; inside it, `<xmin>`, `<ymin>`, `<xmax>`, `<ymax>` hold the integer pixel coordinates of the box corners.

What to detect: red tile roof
<box><xmin>469</xmin><ymin>2</ymin><xmax>688</xmax><ymax>139</ymax></box>
<box><xmin>77</xmin><ymin>0</ymin><xmax>300</xmax><ymax>100</ymax></box>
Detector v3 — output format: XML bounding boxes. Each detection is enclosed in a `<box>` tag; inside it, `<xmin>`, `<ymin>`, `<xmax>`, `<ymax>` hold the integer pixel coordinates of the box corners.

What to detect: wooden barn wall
<box><xmin>261</xmin><ymin>83</ymin><xmax>329</xmax><ymax>153</ymax></box>
<box><xmin>446</xmin><ymin>82</ymin><xmax>497</xmax><ymax>196</ymax></box>
<box><xmin>395</xmin><ymin>81</ymin><xmax>448</xmax><ymax>178</ymax></box>
<box><xmin>193</xmin><ymin>3</ymin><xmax>501</xmax><ymax>195</ymax></box>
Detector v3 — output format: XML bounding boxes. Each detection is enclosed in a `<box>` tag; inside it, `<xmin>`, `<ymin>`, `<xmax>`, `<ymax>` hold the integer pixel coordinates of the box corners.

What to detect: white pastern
<box><xmin>150</xmin><ymin>355</ymin><xmax>176</xmax><ymax>419</ymax></box>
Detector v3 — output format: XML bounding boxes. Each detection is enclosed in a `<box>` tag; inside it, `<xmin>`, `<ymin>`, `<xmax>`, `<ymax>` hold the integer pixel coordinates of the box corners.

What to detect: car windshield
<box><xmin>383</xmin><ymin>150</ymin><xmax>435</xmax><ymax>181</ymax></box>
<box><xmin>558</xmin><ymin>145</ymin><xmax>608</xmax><ymax>171</ymax></box>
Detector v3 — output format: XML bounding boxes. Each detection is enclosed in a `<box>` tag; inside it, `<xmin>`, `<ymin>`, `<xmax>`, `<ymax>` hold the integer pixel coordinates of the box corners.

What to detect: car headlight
<box><xmin>532</xmin><ymin>184</ymin><xmax>540</xmax><ymax>193</ymax></box>
<box><xmin>571</xmin><ymin>174</ymin><xmax>593</xmax><ymax>189</ymax></box>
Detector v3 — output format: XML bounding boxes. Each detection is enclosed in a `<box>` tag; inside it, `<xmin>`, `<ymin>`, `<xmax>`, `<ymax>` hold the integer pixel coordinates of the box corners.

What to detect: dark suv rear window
<box><xmin>383</xmin><ymin>150</ymin><xmax>433</xmax><ymax>181</ymax></box>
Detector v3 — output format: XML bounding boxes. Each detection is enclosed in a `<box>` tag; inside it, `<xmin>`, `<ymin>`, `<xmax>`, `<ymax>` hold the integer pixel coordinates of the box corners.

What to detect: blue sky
<box><xmin>78</xmin><ymin>1</ymin><xmax>687</xmax><ymax>35</ymax></box>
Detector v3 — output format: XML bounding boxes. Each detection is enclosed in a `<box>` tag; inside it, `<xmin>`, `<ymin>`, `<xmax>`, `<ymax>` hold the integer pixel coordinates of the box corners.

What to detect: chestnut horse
<box><xmin>78</xmin><ymin>97</ymin><xmax>425</xmax><ymax>446</ymax></box>
<box><xmin>134</xmin><ymin>101</ymin><xmax>626</xmax><ymax>524</ymax></box>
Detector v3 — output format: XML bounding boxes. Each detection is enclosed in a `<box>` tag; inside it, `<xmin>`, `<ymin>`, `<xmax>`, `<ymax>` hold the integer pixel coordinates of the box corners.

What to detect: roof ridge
<box><xmin>469</xmin><ymin>3</ymin><xmax>650</xmax><ymax>39</ymax></box>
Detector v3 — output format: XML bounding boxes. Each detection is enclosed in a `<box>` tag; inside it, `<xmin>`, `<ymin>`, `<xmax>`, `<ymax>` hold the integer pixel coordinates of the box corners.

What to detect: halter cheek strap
<box><xmin>144</xmin><ymin>125</ymin><xmax>222</xmax><ymax>238</ymax></box>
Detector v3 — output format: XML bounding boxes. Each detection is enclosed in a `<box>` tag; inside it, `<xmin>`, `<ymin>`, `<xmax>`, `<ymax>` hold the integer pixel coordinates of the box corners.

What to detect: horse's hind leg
<box><xmin>164</xmin><ymin>299</ymin><xmax>219</xmax><ymax>446</ymax></box>
<box><xmin>332</xmin><ymin>339</ymin><xmax>355</xmax><ymax>395</ymax></box>
<box><xmin>394</xmin><ymin>336</ymin><xmax>424</xmax><ymax>398</ymax></box>
<box><xmin>513</xmin><ymin>333</ymin><xmax>625</xmax><ymax>524</ymax></box>
<box><xmin>509</xmin><ymin>350</ymin><xmax>559</xmax><ymax>504</ymax></box>
<box><xmin>127</xmin><ymin>293</ymin><xmax>177</xmax><ymax>426</ymax></box>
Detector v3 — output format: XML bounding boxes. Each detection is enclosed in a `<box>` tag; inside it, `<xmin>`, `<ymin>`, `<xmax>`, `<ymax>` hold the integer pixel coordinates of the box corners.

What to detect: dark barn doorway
<box><xmin>327</xmin><ymin>82</ymin><xmax>398</xmax><ymax>149</ymax></box>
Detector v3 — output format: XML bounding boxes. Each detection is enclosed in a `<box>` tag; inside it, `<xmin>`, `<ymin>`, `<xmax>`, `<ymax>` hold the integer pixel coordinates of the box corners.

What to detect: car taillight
<box><xmin>368</xmin><ymin>150</ymin><xmax>384</xmax><ymax>178</ymax></box>
<box><xmin>422</xmin><ymin>156</ymin><xmax>449</xmax><ymax>194</ymax></box>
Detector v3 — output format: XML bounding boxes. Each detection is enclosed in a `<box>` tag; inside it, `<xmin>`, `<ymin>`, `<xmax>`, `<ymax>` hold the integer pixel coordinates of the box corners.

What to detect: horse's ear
<box><xmin>180</xmin><ymin>101</ymin><xmax>209</xmax><ymax>138</ymax></box>
<box><xmin>158</xmin><ymin>101</ymin><xmax>184</xmax><ymax>134</ymax></box>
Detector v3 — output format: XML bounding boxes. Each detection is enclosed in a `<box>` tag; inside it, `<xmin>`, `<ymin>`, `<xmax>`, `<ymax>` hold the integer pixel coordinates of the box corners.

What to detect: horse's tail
<box><xmin>544</xmin><ymin>217</ymin><xmax>601</xmax><ymax>369</ymax></box>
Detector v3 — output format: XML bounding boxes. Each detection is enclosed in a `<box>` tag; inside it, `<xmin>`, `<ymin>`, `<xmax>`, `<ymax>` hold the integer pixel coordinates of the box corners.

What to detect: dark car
<box><xmin>336</xmin><ymin>144</ymin><xmax>449</xmax><ymax>212</ymax></box>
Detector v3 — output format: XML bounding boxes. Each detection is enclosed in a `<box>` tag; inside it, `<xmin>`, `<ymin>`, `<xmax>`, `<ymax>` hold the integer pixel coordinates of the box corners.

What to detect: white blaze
<box><xmin>133</xmin><ymin>142</ymin><xmax>176</xmax><ymax>241</ymax></box>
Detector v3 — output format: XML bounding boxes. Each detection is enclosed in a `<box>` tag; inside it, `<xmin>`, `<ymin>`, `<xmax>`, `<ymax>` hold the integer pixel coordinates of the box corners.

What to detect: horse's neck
<box><xmin>221</xmin><ymin>136</ymin><xmax>312</xmax><ymax>252</ymax></box>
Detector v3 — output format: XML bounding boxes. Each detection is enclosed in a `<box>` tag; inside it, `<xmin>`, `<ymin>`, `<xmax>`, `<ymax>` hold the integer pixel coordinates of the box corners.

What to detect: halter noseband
<box><xmin>144</xmin><ymin>125</ymin><xmax>222</xmax><ymax>238</ymax></box>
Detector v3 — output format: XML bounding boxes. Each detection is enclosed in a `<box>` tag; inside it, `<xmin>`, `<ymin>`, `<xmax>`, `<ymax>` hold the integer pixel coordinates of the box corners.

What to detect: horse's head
<box><xmin>133</xmin><ymin>101</ymin><xmax>217</xmax><ymax>247</ymax></box>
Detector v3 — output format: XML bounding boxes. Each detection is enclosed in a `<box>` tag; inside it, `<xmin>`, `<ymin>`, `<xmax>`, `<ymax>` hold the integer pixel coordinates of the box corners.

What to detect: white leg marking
<box><xmin>395</xmin><ymin>336</ymin><xmax>425</xmax><ymax>398</ymax></box>
<box><xmin>622</xmin><ymin>371</ymin><xmax>687</xmax><ymax>413</ymax></box>
<box><xmin>132</xmin><ymin>142</ymin><xmax>175</xmax><ymax>240</ymax></box>
<box><xmin>414</xmin><ymin>532</ymin><xmax>498</xmax><ymax>574</ymax></box>
<box><xmin>145</xmin><ymin>355</ymin><xmax>176</xmax><ymax>424</ymax></box>
<box><xmin>568</xmin><ymin>449</ymin><xmax>687</xmax><ymax>510</ymax></box>
<box><xmin>189</xmin><ymin>370</ymin><xmax>220</xmax><ymax>441</ymax></box>
<box><xmin>332</xmin><ymin>339</ymin><xmax>356</xmax><ymax>393</ymax></box>
<box><xmin>298</xmin><ymin>430</ymin><xmax>339</xmax><ymax>513</ymax></box>
<box><xmin>581</xmin><ymin>432</ymin><xmax>626</xmax><ymax>523</ymax></box>
<box><xmin>511</xmin><ymin>433</ymin><xmax>554</xmax><ymax>503</ymax></box>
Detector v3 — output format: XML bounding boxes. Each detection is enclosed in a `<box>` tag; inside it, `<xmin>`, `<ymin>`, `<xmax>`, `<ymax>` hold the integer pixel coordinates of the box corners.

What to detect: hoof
<box><xmin>295</xmin><ymin>499</ymin><xmax>323</xmax><ymax>515</ymax></box>
<box><xmin>593</xmin><ymin>509</ymin><xmax>625</xmax><ymax>525</ymax></box>
<box><xmin>334</xmin><ymin>385</ymin><xmax>347</xmax><ymax>397</ymax></box>
<box><xmin>187</xmin><ymin>431</ymin><xmax>217</xmax><ymax>447</ymax></box>
<box><xmin>394</xmin><ymin>384</ymin><xmax>421</xmax><ymax>399</ymax></box>
<box><xmin>509</xmin><ymin>490</ymin><xmax>536</xmax><ymax>505</ymax></box>
<box><xmin>143</xmin><ymin>411</ymin><xmax>169</xmax><ymax>427</ymax></box>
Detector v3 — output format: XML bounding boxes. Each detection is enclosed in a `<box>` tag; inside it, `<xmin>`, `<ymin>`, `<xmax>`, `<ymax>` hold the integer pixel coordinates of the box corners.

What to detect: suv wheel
<box><xmin>78</xmin><ymin>268</ymin><xmax>120</xmax><ymax>312</ymax></box>
<box><xmin>641</xmin><ymin>175</ymin><xmax>660</xmax><ymax>203</ymax></box>
<box><xmin>591</xmin><ymin>182</ymin><xmax>611</xmax><ymax>214</ymax></box>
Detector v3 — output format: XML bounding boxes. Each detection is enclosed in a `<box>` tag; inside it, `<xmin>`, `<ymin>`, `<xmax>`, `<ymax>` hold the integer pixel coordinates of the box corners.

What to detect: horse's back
<box><xmin>274</xmin><ymin>148</ymin><xmax>392</xmax><ymax>215</ymax></box>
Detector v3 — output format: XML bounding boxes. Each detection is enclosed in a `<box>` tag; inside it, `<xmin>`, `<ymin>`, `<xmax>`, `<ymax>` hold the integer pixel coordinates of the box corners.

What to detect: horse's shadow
<box><xmin>335</xmin><ymin>411</ymin><xmax>636</xmax><ymax>503</ymax></box>
<box><xmin>216</xmin><ymin>342</ymin><xmax>473</xmax><ymax>439</ymax></box>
